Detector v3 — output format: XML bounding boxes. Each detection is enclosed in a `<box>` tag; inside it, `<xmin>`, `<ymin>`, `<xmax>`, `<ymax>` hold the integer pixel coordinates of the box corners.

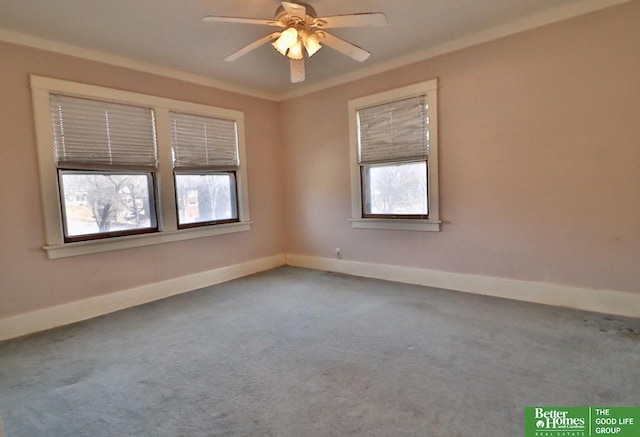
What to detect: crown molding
<box><xmin>278</xmin><ymin>0</ymin><xmax>634</xmax><ymax>100</ymax></box>
<box><xmin>0</xmin><ymin>0</ymin><xmax>633</xmax><ymax>102</ymax></box>
<box><xmin>0</xmin><ymin>28</ymin><xmax>280</xmax><ymax>102</ymax></box>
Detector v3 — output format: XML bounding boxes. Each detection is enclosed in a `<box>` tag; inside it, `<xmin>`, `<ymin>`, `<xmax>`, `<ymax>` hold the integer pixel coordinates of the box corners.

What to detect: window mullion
<box><xmin>153</xmin><ymin>108</ymin><xmax>178</xmax><ymax>232</ymax></box>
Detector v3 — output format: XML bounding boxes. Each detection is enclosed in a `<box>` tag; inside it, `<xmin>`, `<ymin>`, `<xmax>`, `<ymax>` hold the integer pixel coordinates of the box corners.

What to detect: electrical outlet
<box><xmin>336</xmin><ymin>248</ymin><xmax>342</xmax><ymax>259</ymax></box>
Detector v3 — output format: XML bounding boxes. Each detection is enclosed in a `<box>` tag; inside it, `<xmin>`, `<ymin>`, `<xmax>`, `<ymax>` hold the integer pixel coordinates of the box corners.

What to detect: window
<box><xmin>348</xmin><ymin>79</ymin><xmax>440</xmax><ymax>231</ymax></box>
<box><xmin>59</xmin><ymin>171</ymin><xmax>157</xmax><ymax>241</ymax></box>
<box><xmin>170</xmin><ymin>112</ymin><xmax>240</xmax><ymax>228</ymax></box>
<box><xmin>31</xmin><ymin>76</ymin><xmax>251</xmax><ymax>258</ymax></box>
<box><xmin>50</xmin><ymin>94</ymin><xmax>159</xmax><ymax>242</ymax></box>
<box><xmin>362</xmin><ymin>161</ymin><xmax>428</xmax><ymax>217</ymax></box>
<box><xmin>174</xmin><ymin>173</ymin><xmax>237</xmax><ymax>226</ymax></box>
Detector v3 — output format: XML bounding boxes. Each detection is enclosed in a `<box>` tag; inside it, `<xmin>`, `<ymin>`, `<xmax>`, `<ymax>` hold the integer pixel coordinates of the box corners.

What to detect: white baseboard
<box><xmin>2</xmin><ymin>252</ymin><xmax>637</xmax><ymax>342</ymax></box>
<box><xmin>0</xmin><ymin>254</ymin><xmax>285</xmax><ymax>342</ymax></box>
<box><xmin>285</xmin><ymin>254</ymin><xmax>640</xmax><ymax>318</ymax></box>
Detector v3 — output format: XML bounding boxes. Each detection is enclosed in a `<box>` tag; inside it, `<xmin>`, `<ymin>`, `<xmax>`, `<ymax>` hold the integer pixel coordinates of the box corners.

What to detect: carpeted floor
<box><xmin>0</xmin><ymin>266</ymin><xmax>639</xmax><ymax>436</ymax></box>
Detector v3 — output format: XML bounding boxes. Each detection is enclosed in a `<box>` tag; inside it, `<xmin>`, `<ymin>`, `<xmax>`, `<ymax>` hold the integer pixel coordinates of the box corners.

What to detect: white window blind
<box><xmin>50</xmin><ymin>94</ymin><xmax>158</xmax><ymax>169</ymax></box>
<box><xmin>357</xmin><ymin>95</ymin><xmax>429</xmax><ymax>164</ymax></box>
<box><xmin>170</xmin><ymin>112</ymin><xmax>239</xmax><ymax>169</ymax></box>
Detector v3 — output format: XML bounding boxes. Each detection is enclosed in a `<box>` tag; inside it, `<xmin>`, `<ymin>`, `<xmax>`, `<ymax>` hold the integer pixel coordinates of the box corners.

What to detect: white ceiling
<box><xmin>0</xmin><ymin>0</ymin><xmax>627</xmax><ymax>99</ymax></box>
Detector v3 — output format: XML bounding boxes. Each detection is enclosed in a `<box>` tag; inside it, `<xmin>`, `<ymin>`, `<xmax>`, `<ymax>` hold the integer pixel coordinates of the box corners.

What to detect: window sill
<box><xmin>44</xmin><ymin>221</ymin><xmax>252</xmax><ymax>259</ymax></box>
<box><xmin>350</xmin><ymin>218</ymin><xmax>441</xmax><ymax>232</ymax></box>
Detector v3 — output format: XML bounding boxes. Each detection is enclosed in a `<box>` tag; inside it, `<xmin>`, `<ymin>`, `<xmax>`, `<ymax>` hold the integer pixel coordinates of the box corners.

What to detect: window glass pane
<box><xmin>363</xmin><ymin>161</ymin><xmax>428</xmax><ymax>215</ymax></box>
<box><xmin>175</xmin><ymin>173</ymin><xmax>238</xmax><ymax>226</ymax></box>
<box><xmin>59</xmin><ymin>171</ymin><xmax>157</xmax><ymax>239</ymax></box>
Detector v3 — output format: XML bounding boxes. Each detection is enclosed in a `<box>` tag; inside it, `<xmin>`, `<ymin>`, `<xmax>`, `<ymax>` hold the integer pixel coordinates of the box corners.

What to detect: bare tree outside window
<box><xmin>175</xmin><ymin>173</ymin><xmax>237</xmax><ymax>226</ymax></box>
<box><xmin>60</xmin><ymin>172</ymin><xmax>156</xmax><ymax>238</ymax></box>
<box><xmin>364</xmin><ymin>161</ymin><xmax>428</xmax><ymax>216</ymax></box>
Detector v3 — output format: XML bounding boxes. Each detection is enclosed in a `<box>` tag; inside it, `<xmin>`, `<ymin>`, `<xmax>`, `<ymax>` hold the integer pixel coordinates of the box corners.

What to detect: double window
<box><xmin>349</xmin><ymin>79</ymin><xmax>440</xmax><ymax>231</ymax></box>
<box><xmin>31</xmin><ymin>76</ymin><xmax>250</xmax><ymax>258</ymax></box>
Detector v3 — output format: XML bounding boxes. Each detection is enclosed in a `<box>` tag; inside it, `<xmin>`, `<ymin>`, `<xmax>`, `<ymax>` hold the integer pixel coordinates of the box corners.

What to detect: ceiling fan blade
<box><xmin>282</xmin><ymin>2</ymin><xmax>306</xmax><ymax>19</ymax></box>
<box><xmin>202</xmin><ymin>16</ymin><xmax>283</xmax><ymax>27</ymax></box>
<box><xmin>313</xmin><ymin>13</ymin><xmax>387</xmax><ymax>29</ymax></box>
<box><xmin>290</xmin><ymin>59</ymin><xmax>306</xmax><ymax>83</ymax></box>
<box><xmin>224</xmin><ymin>32</ymin><xmax>281</xmax><ymax>62</ymax></box>
<box><xmin>319</xmin><ymin>32</ymin><xmax>370</xmax><ymax>62</ymax></box>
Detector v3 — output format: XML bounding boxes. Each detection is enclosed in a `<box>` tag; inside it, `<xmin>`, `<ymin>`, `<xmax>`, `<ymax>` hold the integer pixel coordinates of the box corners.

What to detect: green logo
<box><xmin>525</xmin><ymin>407</ymin><xmax>640</xmax><ymax>437</ymax></box>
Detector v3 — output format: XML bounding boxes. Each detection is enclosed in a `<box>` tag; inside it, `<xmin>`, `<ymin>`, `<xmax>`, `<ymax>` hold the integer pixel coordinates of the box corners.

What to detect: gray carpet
<box><xmin>1</xmin><ymin>267</ymin><xmax>639</xmax><ymax>436</ymax></box>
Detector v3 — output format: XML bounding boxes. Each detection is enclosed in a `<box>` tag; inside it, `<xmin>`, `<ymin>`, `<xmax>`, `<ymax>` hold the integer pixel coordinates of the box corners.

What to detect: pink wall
<box><xmin>0</xmin><ymin>42</ymin><xmax>285</xmax><ymax>317</ymax></box>
<box><xmin>1</xmin><ymin>2</ymin><xmax>638</xmax><ymax>320</ymax></box>
<box><xmin>280</xmin><ymin>2</ymin><xmax>640</xmax><ymax>293</ymax></box>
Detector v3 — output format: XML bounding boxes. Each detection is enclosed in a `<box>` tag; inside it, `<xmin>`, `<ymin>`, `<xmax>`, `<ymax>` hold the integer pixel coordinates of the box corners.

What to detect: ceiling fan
<box><xmin>203</xmin><ymin>1</ymin><xmax>387</xmax><ymax>83</ymax></box>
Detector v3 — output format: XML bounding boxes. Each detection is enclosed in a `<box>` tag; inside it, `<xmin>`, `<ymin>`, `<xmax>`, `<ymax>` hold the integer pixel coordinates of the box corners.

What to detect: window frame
<box><xmin>58</xmin><ymin>169</ymin><xmax>159</xmax><ymax>242</ymax></box>
<box><xmin>31</xmin><ymin>75</ymin><xmax>251</xmax><ymax>259</ymax></box>
<box><xmin>173</xmin><ymin>169</ymin><xmax>240</xmax><ymax>229</ymax></box>
<box><xmin>360</xmin><ymin>160</ymin><xmax>429</xmax><ymax>219</ymax></box>
<box><xmin>348</xmin><ymin>79</ymin><xmax>440</xmax><ymax>232</ymax></box>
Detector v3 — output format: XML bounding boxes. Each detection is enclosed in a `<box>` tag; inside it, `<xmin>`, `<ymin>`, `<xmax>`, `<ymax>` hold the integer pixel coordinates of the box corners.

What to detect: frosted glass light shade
<box><xmin>304</xmin><ymin>32</ymin><xmax>322</xmax><ymax>57</ymax></box>
<box><xmin>288</xmin><ymin>41</ymin><xmax>304</xmax><ymax>60</ymax></box>
<box><xmin>272</xmin><ymin>27</ymin><xmax>298</xmax><ymax>56</ymax></box>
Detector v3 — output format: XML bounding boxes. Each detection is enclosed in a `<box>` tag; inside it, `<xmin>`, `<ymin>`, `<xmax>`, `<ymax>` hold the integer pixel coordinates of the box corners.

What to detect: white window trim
<box><xmin>348</xmin><ymin>79</ymin><xmax>440</xmax><ymax>232</ymax></box>
<box><xmin>30</xmin><ymin>75</ymin><xmax>251</xmax><ymax>259</ymax></box>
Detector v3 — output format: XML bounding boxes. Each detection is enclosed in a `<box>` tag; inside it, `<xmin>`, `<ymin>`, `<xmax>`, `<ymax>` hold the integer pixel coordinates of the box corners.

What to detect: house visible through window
<box><xmin>348</xmin><ymin>79</ymin><xmax>440</xmax><ymax>231</ymax></box>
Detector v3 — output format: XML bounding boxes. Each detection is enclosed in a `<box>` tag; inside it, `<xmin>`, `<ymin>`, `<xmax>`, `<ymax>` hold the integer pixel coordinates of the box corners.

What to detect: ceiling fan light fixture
<box><xmin>272</xmin><ymin>39</ymin><xmax>288</xmax><ymax>56</ymax></box>
<box><xmin>302</xmin><ymin>31</ymin><xmax>322</xmax><ymax>57</ymax></box>
<box><xmin>288</xmin><ymin>40</ymin><xmax>304</xmax><ymax>60</ymax></box>
<box><xmin>205</xmin><ymin>1</ymin><xmax>387</xmax><ymax>83</ymax></box>
<box><xmin>272</xmin><ymin>27</ymin><xmax>298</xmax><ymax>56</ymax></box>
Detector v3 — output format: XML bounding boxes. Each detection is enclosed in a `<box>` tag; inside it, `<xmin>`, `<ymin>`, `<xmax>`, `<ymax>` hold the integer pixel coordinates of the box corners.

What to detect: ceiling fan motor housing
<box><xmin>275</xmin><ymin>2</ymin><xmax>317</xmax><ymax>25</ymax></box>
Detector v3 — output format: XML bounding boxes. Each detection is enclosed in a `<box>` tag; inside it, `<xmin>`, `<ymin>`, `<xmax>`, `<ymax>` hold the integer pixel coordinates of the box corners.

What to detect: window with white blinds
<box><xmin>357</xmin><ymin>95</ymin><xmax>429</xmax><ymax>164</ymax></box>
<box><xmin>50</xmin><ymin>94</ymin><xmax>158</xmax><ymax>169</ymax></box>
<box><xmin>348</xmin><ymin>79</ymin><xmax>440</xmax><ymax>231</ymax></box>
<box><xmin>169</xmin><ymin>112</ymin><xmax>239</xmax><ymax>169</ymax></box>
<box><xmin>31</xmin><ymin>75</ymin><xmax>251</xmax><ymax>256</ymax></box>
